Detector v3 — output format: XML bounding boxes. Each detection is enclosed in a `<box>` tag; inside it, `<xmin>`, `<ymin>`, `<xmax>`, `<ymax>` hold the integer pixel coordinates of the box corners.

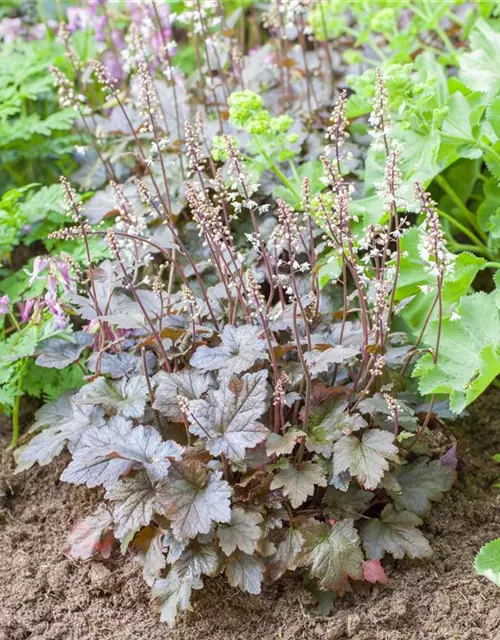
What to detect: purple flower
<box><xmin>0</xmin><ymin>17</ymin><xmax>22</xmax><ymax>43</ymax></box>
<box><xmin>57</xmin><ymin>262</ymin><xmax>72</xmax><ymax>292</ymax></box>
<box><xmin>0</xmin><ymin>295</ymin><xmax>9</xmax><ymax>316</ymax></box>
<box><xmin>21</xmin><ymin>299</ymin><xmax>35</xmax><ymax>323</ymax></box>
<box><xmin>67</xmin><ymin>7</ymin><xmax>91</xmax><ymax>33</ymax></box>
<box><xmin>93</xmin><ymin>15</ymin><xmax>107</xmax><ymax>42</ymax></box>
<box><xmin>45</xmin><ymin>292</ymin><xmax>68</xmax><ymax>329</ymax></box>
<box><xmin>102</xmin><ymin>51</ymin><xmax>123</xmax><ymax>84</ymax></box>
<box><xmin>87</xmin><ymin>0</ymin><xmax>102</xmax><ymax>16</ymax></box>
<box><xmin>27</xmin><ymin>257</ymin><xmax>48</xmax><ymax>286</ymax></box>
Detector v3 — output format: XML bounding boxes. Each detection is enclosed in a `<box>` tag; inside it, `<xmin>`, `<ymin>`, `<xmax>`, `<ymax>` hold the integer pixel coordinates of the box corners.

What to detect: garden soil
<box><xmin>1</xmin><ymin>393</ymin><xmax>500</xmax><ymax>640</ymax></box>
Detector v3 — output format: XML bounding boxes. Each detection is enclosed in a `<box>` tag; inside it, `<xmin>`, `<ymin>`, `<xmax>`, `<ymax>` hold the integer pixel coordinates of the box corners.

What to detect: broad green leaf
<box><xmin>475</xmin><ymin>539</ymin><xmax>500</xmax><ymax>587</ymax></box>
<box><xmin>190</xmin><ymin>324</ymin><xmax>268</xmax><ymax>375</ymax></box>
<box><xmin>477</xmin><ymin>178</ymin><xmax>500</xmax><ymax>233</ymax></box>
<box><xmin>333</xmin><ymin>429</ymin><xmax>398</xmax><ymax>491</ymax></box>
<box><xmin>225</xmin><ymin>551</ymin><xmax>264</xmax><ymax>594</ymax></box>
<box><xmin>187</xmin><ymin>370</ymin><xmax>269</xmax><ymax>462</ymax></box>
<box><xmin>270</xmin><ymin>461</ymin><xmax>327</xmax><ymax>509</ymax></box>
<box><xmin>217</xmin><ymin>507</ymin><xmax>263</xmax><ymax>556</ymax></box>
<box><xmin>459</xmin><ymin>19</ymin><xmax>500</xmax><ymax>94</ymax></box>
<box><xmin>413</xmin><ymin>292</ymin><xmax>500</xmax><ymax>413</ymax></box>
<box><xmin>360</xmin><ymin>504</ymin><xmax>431</xmax><ymax>560</ymax></box>
<box><xmin>158</xmin><ymin>461</ymin><xmax>231</xmax><ymax>540</ymax></box>
<box><xmin>152</xmin><ymin>571</ymin><xmax>203</xmax><ymax>626</ymax></box>
<box><xmin>389</xmin><ymin>458</ymin><xmax>456</xmax><ymax>517</ymax></box>
<box><xmin>297</xmin><ymin>519</ymin><xmax>364</xmax><ymax>592</ymax></box>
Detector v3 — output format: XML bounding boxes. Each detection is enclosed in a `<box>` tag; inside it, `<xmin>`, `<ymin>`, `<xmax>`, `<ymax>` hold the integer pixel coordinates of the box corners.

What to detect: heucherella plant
<box><xmin>14</xmin><ymin>76</ymin><xmax>458</xmax><ymax>625</ymax></box>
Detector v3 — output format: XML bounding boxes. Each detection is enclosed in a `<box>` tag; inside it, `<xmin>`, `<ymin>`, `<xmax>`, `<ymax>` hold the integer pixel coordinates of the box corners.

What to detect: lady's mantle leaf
<box><xmin>153</xmin><ymin>369</ymin><xmax>213</xmax><ymax>421</ymax></box>
<box><xmin>35</xmin><ymin>332</ymin><xmax>94</xmax><ymax>369</ymax></box>
<box><xmin>187</xmin><ymin>370</ymin><xmax>269</xmax><ymax>462</ymax></box>
<box><xmin>61</xmin><ymin>420</ymin><xmax>183</xmax><ymax>489</ymax></box>
<box><xmin>475</xmin><ymin>539</ymin><xmax>500</xmax><ymax>587</ymax></box>
<box><xmin>413</xmin><ymin>292</ymin><xmax>500</xmax><ymax>414</ymax></box>
<box><xmin>64</xmin><ymin>505</ymin><xmax>114</xmax><ymax>560</ymax></box>
<box><xmin>270</xmin><ymin>461</ymin><xmax>327</xmax><ymax>509</ymax></box>
<box><xmin>217</xmin><ymin>507</ymin><xmax>263</xmax><ymax>556</ymax></box>
<box><xmin>75</xmin><ymin>375</ymin><xmax>148</xmax><ymax>418</ymax></box>
<box><xmin>190</xmin><ymin>324</ymin><xmax>268</xmax><ymax>375</ymax></box>
<box><xmin>389</xmin><ymin>458</ymin><xmax>456</xmax><ymax>517</ymax></box>
<box><xmin>363</xmin><ymin>559</ymin><xmax>388</xmax><ymax>585</ymax></box>
<box><xmin>333</xmin><ymin>429</ymin><xmax>398</xmax><ymax>491</ymax></box>
<box><xmin>158</xmin><ymin>461</ymin><xmax>231</xmax><ymax>540</ymax></box>
<box><xmin>268</xmin><ymin>525</ymin><xmax>304</xmax><ymax>580</ymax></box>
<box><xmin>225</xmin><ymin>551</ymin><xmax>265</xmax><ymax>594</ymax></box>
<box><xmin>296</xmin><ymin>519</ymin><xmax>364</xmax><ymax>592</ymax></box>
<box><xmin>304</xmin><ymin>346</ymin><xmax>359</xmax><ymax>376</ymax></box>
<box><xmin>459</xmin><ymin>19</ymin><xmax>500</xmax><ymax>94</ymax></box>
<box><xmin>360</xmin><ymin>505</ymin><xmax>431</xmax><ymax>560</ymax></box>
<box><xmin>152</xmin><ymin>571</ymin><xmax>203</xmax><ymax>626</ymax></box>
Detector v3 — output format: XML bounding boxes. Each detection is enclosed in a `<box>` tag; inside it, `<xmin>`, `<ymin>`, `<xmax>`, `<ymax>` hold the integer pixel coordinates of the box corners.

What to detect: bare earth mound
<box><xmin>1</xmin><ymin>393</ymin><xmax>500</xmax><ymax>640</ymax></box>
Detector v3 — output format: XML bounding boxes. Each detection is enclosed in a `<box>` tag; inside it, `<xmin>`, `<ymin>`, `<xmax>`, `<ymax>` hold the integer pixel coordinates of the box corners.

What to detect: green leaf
<box><xmin>413</xmin><ymin>292</ymin><xmax>500</xmax><ymax>413</ymax></box>
<box><xmin>270</xmin><ymin>461</ymin><xmax>327</xmax><ymax>509</ymax></box>
<box><xmin>360</xmin><ymin>504</ymin><xmax>431</xmax><ymax>560</ymax></box>
<box><xmin>333</xmin><ymin>429</ymin><xmax>398</xmax><ymax>491</ymax></box>
<box><xmin>296</xmin><ymin>519</ymin><xmax>364</xmax><ymax>592</ymax></box>
<box><xmin>459</xmin><ymin>19</ymin><xmax>500</xmax><ymax>94</ymax></box>
<box><xmin>475</xmin><ymin>539</ymin><xmax>500</xmax><ymax>586</ymax></box>
<box><xmin>389</xmin><ymin>458</ymin><xmax>456</xmax><ymax>517</ymax></box>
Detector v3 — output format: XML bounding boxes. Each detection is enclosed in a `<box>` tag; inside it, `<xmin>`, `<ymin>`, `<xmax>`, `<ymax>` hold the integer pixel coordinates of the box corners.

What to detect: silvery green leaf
<box><xmin>325</xmin><ymin>486</ymin><xmax>374</xmax><ymax>520</ymax></box>
<box><xmin>187</xmin><ymin>370</ymin><xmax>269</xmax><ymax>462</ymax></box>
<box><xmin>35</xmin><ymin>332</ymin><xmax>94</xmax><ymax>369</ymax></box>
<box><xmin>306</xmin><ymin>401</ymin><xmax>366</xmax><ymax>457</ymax></box>
<box><xmin>174</xmin><ymin>543</ymin><xmax>221</xmax><ymax>579</ymax></box>
<box><xmin>153</xmin><ymin>369</ymin><xmax>213</xmax><ymax>421</ymax></box>
<box><xmin>268</xmin><ymin>525</ymin><xmax>304</xmax><ymax>580</ymax></box>
<box><xmin>265</xmin><ymin>429</ymin><xmax>305</xmax><ymax>457</ymax></box>
<box><xmin>270</xmin><ymin>461</ymin><xmax>327</xmax><ymax>509</ymax></box>
<box><xmin>163</xmin><ymin>529</ymin><xmax>188</xmax><ymax>564</ymax></box>
<box><xmin>158</xmin><ymin>461</ymin><xmax>231</xmax><ymax>540</ymax></box>
<box><xmin>75</xmin><ymin>375</ymin><xmax>148</xmax><ymax>418</ymax></box>
<box><xmin>217</xmin><ymin>507</ymin><xmax>263</xmax><ymax>556</ymax></box>
<box><xmin>357</xmin><ymin>395</ymin><xmax>418</xmax><ymax>432</ymax></box>
<box><xmin>284</xmin><ymin>391</ymin><xmax>302</xmax><ymax>407</ymax></box>
<box><xmin>389</xmin><ymin>458</ymin><xmax>456</xmax><ymax>517</ymax></box>
<box><xmin>304</xmin><ymin>346</ymin><xmax>359</xmax><ymax>376</ymax></box>
<box><xmin>61</xmin><ymin>419</ymin><xmax>182</xmax><ymax>489</ymax></box>
<box><xmin>360</xmin><ymin>504</ymin><xmax>431</xmax><ymax>560</ymax></box>
<box><xmin>190</xmin><ymin>324</ymin><xmax>268</xmax><ymax>375</ymax></box>
<box><xmin>106</xmin><ymin>471</ymin><xmax>158</xmax><ymax>540</ymax></box>
<box><xmin>329</xmin><ymin>470</ymin><xmax>351</xmax><ymax>491</ymax></box>
<box><xmin>28</xmin><ymin>392</ymin><xmax>75</xmax><ymax>432</ymax></box>
<box><xmin>135</xmin><ymin>527</ymin><xmax>166</xmax><ymax>586</ymax></box>
<box><xmin>333</xmin><ymin>429</ymin><xmax>398</xmax><ymax>491</ymax></box>
<box><xmin>296</xmin><ymin>519</ymin><xmax>364</xmax><ymax>592</ymax></box>
<box><xmin>152</xmin><ymin>571</ymin><xmax>203</xmax><ymax>626</ymax></box>
<box><xmin>225</xmin><ymin>551</ymin><xmax>264</xmax><ymax>595</ymax></box>
<box><xmin>87</xmin><ymin>351</ymin><xmax>155</xmax><ymax>379</ymax></box>
<box><xmin>15</xmin><ymin>402</ymin><xmax>106</xmax><ymax>472</ymax></box>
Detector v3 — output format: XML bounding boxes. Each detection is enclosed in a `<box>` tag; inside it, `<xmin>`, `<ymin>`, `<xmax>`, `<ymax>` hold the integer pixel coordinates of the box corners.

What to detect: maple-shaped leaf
<box><xmin>225</xmin><ymin>551</ymin><xmax>265</xmax><ymax>594</ymax></box>
<box><xmin>296</xmin><ymin>519</ymin><xmax>364</xmax><ymax>592</ymax></box>
<box><xmin>133</xmin><ymin>526</ymin><xmax>166</xmax><ymax>586</ymax></box>
<box><xmin>15</xmin><ymin>402</ymin><xmax>106</xmax><ymax>472</ymax></box>
<box><xmin>158</xmin><ymin>461</ymin><xmax>231</xmax><ymax>540</ymax></box>
<box><xmin>217</xmin><ymin>507</ymin><xmax>263</xmax><ymax>556</ymax></box>
<box><xmin>105</xmin><ymin>470</ymin><xmax>159</xmax><ymax>540</ymax></box>
<box><xmin>268</xmin><ymin>525</ymin><xmax>304</xmax><ymax>580</ymax></box>
<box><xmin>333</xmin><ymin>429</ymin><xmax>398</xmax><ymax>490</ymax></box>
<box><xmin>190</xmin><ymin>324</ymin><xmax>268</xmax><ymax>375</ymax></box>
<box><xmin>35</xmin><ymin>332</ymin><xmax>94</xmax><ymax>369</ymax></box>
<box><xmin>363</xmin><ymin>559</ymin><xmax>388</xmax><ymax>585</ymax></box>
<box><xmin>325</xmin><ymin>486</ymin><xmax>374</xmax><ymax>520</ymax></box>
<box><xmin>306</xmin><ymin>401</ymin><xmax>366</xmax><ymax>457</ymax></box>
<box><xmin>153</xmin><ymin>369</ymin><xmax>213</xmax><ymax>421</ymax></box>
<box><xmin>174</xmin><ymin>542</ymin><xmax>221</xmax><ymax>579</ymax></box>
<box><xmin>75</xmin><ymin>375</ymin><xmax>148</xmax><ymax>418</ymax></box>
<box><xmin>475</xmin><ymin>539</ymin><xmax>500</xmax><ymax>587</ymax></box>
<box><xmin>187</xmin><ymin>370</ymin><xmax>269</xmax><ymax>462</ymax></box>
<box><xmin>87</xmin><ymin>351</ymin><xmax>155</xmax><ymax>378</ymax></box>
<box><xmin>304</xmin><ymin>346</ymin><xmax>359</xmax><ymax>376</ymax></box>
<box><xmin>389</xmin><ymin>458</ymin><xmax>456</xmax><ymax>517</ymax></box>
<box><xmin>61</xmin><ymin>420</ymin><xmax>183</xmax><ymax>489</ymax></box>
<box><xmin>265</xmin><ymin>429</ymin><xmax>305</xmax><ymax>456</ymax></box>
<box><xmin>64</xmin><ymin>505</ymin><xmax>114</xmax><ymax>560</ymax></box>
<box><xmin>360</xmin><ymin>504</ymin><xmax>431</xmax><ymax>560</ymax></box>
<box><xmin>270</xmin><ymin>461</ymin><xmax>327</xmax><ymax>509</ymax></box>
<box><xmin>152</xmin><ymin>571</ymin><xmax>203</xmax><ymax>626</ymax></box>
